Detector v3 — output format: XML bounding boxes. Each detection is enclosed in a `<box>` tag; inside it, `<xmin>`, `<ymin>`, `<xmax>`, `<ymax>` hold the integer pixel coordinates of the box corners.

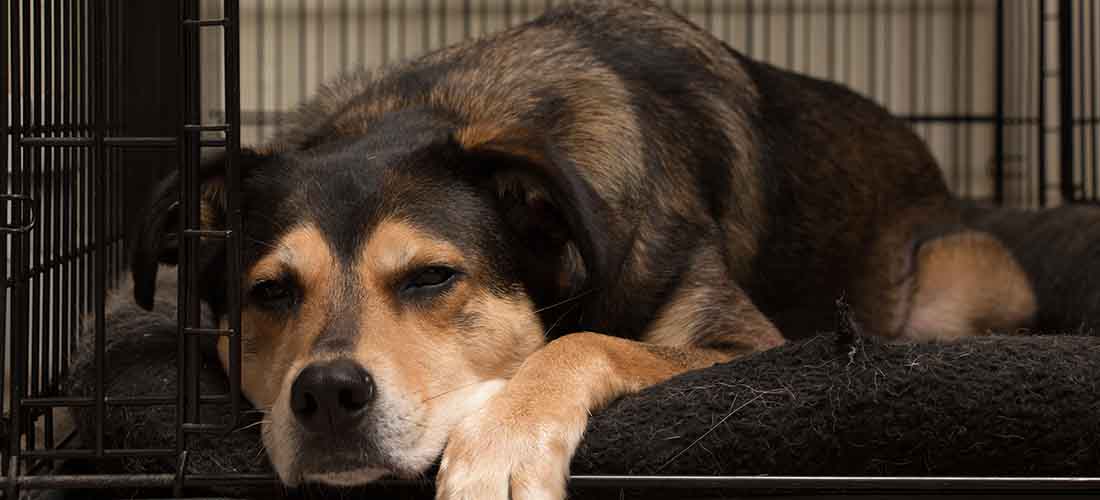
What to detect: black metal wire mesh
<box><xmin>0</xmin><ymin>0</ymin><xmax>1098</xmax><ymax>498</ymax></box>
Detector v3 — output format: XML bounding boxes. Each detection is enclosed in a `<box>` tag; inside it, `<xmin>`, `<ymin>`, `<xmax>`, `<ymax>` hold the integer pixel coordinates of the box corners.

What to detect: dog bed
<box><xmin>47</xmin><ymin>204</ymin><xmax>1100</xmax><ymax>499</ymax></box>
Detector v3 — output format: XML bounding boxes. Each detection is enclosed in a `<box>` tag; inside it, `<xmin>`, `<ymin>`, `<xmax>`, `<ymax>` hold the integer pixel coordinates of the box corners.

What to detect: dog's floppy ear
<box><xmin>130</xmin><ymin>149</ymin><xmax>264</xmax><ymax>310</ymax></box>
<box><xmin>454</xmin><ymin>124</ymin><xmax>614</xmax><ymax>297</ymax></box>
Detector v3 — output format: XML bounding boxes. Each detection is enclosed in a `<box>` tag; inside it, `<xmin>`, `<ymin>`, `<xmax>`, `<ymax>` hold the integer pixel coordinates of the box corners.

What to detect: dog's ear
<box><xmin>130</xmin><ymin>149</ymin><xmax>264</xmax><ymax>310</ymax></box>
<box><xmin>454</xmin><ymin>124</ymin><xmax>614</xmax><ymax>298</ymax></box>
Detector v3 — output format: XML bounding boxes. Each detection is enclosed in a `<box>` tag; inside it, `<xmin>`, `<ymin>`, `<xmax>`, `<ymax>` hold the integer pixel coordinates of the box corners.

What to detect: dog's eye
<box><xmin>402</xmin><ymin>266</ymin><xmax>459</xmax><ymax>296</ymax></box>
<box><xmin>249</xmin><ymin>279</ymin><xmax>297</xmax><ymax>309</ymax></box>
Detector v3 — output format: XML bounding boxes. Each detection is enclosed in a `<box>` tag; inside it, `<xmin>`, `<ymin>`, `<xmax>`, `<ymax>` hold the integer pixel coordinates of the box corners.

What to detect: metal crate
<box><xmin>2</xmin><ymin>0</ymin><xmax>1099</xmax><ymax>498</ymax></box>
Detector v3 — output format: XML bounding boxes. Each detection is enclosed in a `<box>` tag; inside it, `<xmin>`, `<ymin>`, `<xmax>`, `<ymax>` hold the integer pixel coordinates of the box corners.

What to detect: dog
<box><xmin>130</xmin><ymin>1</ymin><xmax>1037</xmax><ymax>498</ymax></box>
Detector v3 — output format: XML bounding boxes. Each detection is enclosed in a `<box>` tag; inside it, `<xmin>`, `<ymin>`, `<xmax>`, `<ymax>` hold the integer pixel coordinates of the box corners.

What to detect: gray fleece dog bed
<box><xmin>49</xmin><ymin>203</ymin><xmax>1100</xmax><ymax>499</ymax></box>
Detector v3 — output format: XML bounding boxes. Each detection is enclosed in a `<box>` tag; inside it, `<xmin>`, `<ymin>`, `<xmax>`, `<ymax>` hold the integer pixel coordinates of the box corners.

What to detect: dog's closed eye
<box><xmin>400</xmin><ymin>266</ymin><xmax>461</xmax><ymax>300</ymax></box>
<box><xmin>249</xmin><ymin>278</ymin><xmax>300</xmax><ymax>311</ymax></box>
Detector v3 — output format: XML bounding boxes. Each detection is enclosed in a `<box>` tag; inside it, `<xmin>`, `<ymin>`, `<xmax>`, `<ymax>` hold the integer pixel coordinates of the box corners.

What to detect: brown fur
<box><xmin>132</xmin><ymin>2</ymin><xmax>1038</xmax><ymax>498</ymax></box>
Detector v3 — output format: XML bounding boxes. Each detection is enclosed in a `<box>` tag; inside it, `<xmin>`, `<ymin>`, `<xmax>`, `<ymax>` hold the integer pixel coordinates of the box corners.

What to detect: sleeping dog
<box><xmin>130</xmin><ymin>1</ymin><xmax>1037</xmax><ymax>498</ymax></box>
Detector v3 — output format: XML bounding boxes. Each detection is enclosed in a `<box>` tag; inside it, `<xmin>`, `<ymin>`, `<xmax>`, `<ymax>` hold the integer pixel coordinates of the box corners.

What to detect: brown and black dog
<box><xmin>131</xmin><ymin>1</ymin><xmax>1036</xmax><ymax>498</ymax></box>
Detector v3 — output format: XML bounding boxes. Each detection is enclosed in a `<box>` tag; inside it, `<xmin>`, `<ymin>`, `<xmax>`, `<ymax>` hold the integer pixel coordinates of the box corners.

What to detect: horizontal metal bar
<box><xmin>21</xmin><ymin>395</ymin><xmax>231</xmax><ymax>407</ymax></box>
<box><xmin>2</xmin><ymin>475</ymin><xmax>1099</xmax><ymax>492</ymax></box>
<box><xmin>17</xmin><ymin>136</ymin><xmax>203</xmax><ymax>149</ymax></box>
<box><xmin>183</xmin><ymin>18</ymin><xmax>227</xmax><ymax>27</ymax></box>
<box><xmin>104</xmin><ymin>136</ymin><xmax>178</xmax><ymax>147</ymax></box>
<box><xmin>21</xmin><ymin>448</ymin><xmax>174</xmax><ymax>459</ymax></box>
<box><xmin>21</xmin><ymin>397</ymin><xmax>93</xmax><ymax>407</ymax></box>
<box><xmin>566</xmin><ymin>475</ymin><xmax>1100</xmax><ymax>491</ymax></box>
<box><xmin>183</xmin><ymin>124</ymin><xmax>228</xmax><ymax>132</ymax></box>
<box><xmin>183</xmin><ymin>327</ymin><xmax>236</xmax><ymax>337</ymax></box>
<box><xmin>18</xmin><ymin>137</ymin><xmax>93</xmax><ymax>147</ymax></box>
<box><xmin>182</xmin><ymin>229</ymin><xmax>231</xmax><ymax>239</ymax></box>
<box><xmin>0</xmin><ymin>473</ymin><xmax>279</xmax><ymax>490</ymax></box>
<box><xmin>900</xmin><ymin>114</ymin><xmax>997</xmax><ymax>123</ymax></box>
<box><xmin>180</xmin><ymin>423</ymin><xmax>235</xmax><ymax>433</ymax></box>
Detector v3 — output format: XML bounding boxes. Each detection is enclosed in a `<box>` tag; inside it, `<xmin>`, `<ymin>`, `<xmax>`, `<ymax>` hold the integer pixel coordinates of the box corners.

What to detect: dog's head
<box><xmin>130</xmin><ymin>108</ymin><xmax>610</xmax><ymax>485</ymax></box>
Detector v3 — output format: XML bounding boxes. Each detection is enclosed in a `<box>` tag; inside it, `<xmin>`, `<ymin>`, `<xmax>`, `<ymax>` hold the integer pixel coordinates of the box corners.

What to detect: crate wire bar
<box><xmin>1</xmin><ymin>0</ymin><xmax>1099</xmax><ymax>497</ymax></box>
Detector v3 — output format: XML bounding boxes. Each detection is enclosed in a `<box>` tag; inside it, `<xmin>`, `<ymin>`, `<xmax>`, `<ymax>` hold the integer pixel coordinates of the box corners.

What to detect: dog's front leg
<box><xmin>434</xmin><ymin>332</ymin><xmax>747</xmax><ymax>500</ymax></box>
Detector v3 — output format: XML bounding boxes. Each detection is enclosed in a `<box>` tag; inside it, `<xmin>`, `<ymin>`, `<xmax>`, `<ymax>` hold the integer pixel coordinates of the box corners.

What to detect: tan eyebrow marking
<box><xmin>359</xmin><ymin>219</ymin><xmax>467</xmax><ymax>290</ymax></box>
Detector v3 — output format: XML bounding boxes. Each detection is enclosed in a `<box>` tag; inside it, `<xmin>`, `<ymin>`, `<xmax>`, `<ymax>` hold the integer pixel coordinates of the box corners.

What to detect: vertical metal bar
<box><xmin>1078</xmin><ymin>0</ymin><xmax>1087</xmax><ymax>200</ymax></box>
<box><xmin>29</xmin><ymin>0</ymin><xmax>43</xmax><ymax>413</ymax></box>
<box><xmin>703</xmin><ymin>0</ymin><xmax>713</xmax><ymax>34</ymax></box>
<box><xmin>1023</xmin><ymin>0</ymin><xmax>1034</xmax><ymax>206</ymax></box>
<box><xmin>0</xmin><ymin>0</ymin><xmax>11</xmax><ymax>446</ymax></box>
<box><xmin>382</xmin><ymin>0</ymin><xmax>390</xmax><ymax>63</ymax></box>
<box><xmin>722</xmin><ymin>0</ymin><xmax>730</xmax><ymax>45</ymax></box>
<box><xmin>951</xmin><ymin>0</ymin><xmax>964</xmax><ymax>195</ymax></box>
<box><xmin>745</xmin><ymin>0</ymin><xmax>754</xmax><ymax>56</ymax></box>
<box><xmin>439</xmin><ymin>0</ymin><xmax>447</xmax><ymax>47</ymax></box>
<box><xmin>762</xmin><ymin>0</ymin><xmax>771</xmax><ymax>62</ymax></box>
<box><xmin>177</xmin><ymin>0</ymin><xmax>194</xmax><ymax>468</ymax></box>
<box><xmin>463</xmin><ymin>0</ymin><xmax>471</xmax><ymax>40</ymax></box>
<box><xmin>1060</xmin><ymin>0</ymin><xmax>1075</xmax><ymax>202</ymax></box>
<box><xmin>340</xmin><ymin>0</ymin><xmax>349</xmax><ymax>70</ymax></box>
<box><xmin>785</xmin><ymin>0</ymin><xmax>794</xmax><ymax>68</ymax></box>
<box><xmin>480</xmin><ymin>0</ymin><xmax>488</xmax><ymax>36</ymax></box>
<box><xmin>422</xmin><ymin>0</ymin><xmax>430</xmax><ymax>52</ymax></box>
<box><xmin>868</xmin><ymin>0</ymin><xmax>877</xmax><ymax>97</ymax></box>
<box><xmin>0</xmin><ymin>0</ymin><xmax>12</xmax><ymax>486</ymax></box>
<box><xmin>93</xmin><ymin>0</ymin><xmax>108</xmax><ymax>458</ymax></box>
<box><xmin>883</xmin><ymin>1</ymin><xmax>893</xmax><ymax>105</ymax></box>
<box><xmin>185</xmin><ymin>0</ymin><xmax>201</xmax><ymax>431</ymax></box>
<box><xmin>256</xmin><ymin>0</ymin><xmax>265</xmax><ymax>140</ymax></box>
<box><xmin>1039</xmin><ymin>0</ymin><xmax>1048</xmax><ymax>206</ymax></box>
<box><xmin>1090</xmin><ymin>0</ymin><xmax>1098</xmax><ymax>199</ymax></box>
<box><xmin>995</xmin><ymin>0</ymin><xmax>1006</xmax><ymax>204</ymax></box>
<box><xmin>398</xmin><ymin>0</ymin><xmax>407</xmax><ymax>59</ymax></box>
<box><xmin>51</xmin><ymin>0</ymin><xmax>62</xmax><ymax>388</ymax></box>
<box><xmin>801</xmin><ymin>0</ymin><xmax>811</xmax><ymax>74</ymax></box>
<box><xmin>299</xmin><ymin>0</ymin><xmax>307</xmax><ymax>100</ymax></box>
<box><xmin>923</xmin><ymin>0</ymin><xmax>933</xmax><ymax>138</ymax></box>
<box><xmin>61</xmin><ymin>0</ymin><xmax>73</xmax><ymax>385</ymax></box>
<box><xmin>964</xmin><ymin>0</ymin><xmax>975</xmax><ymax>196</ymax></box>
<box><xmin>45</xmin><ymin>2</ymin><xmax>58</xmax><ymax>452</ymax></box>
<box><xmin>114</xmin><ymin>0</ymin><xmax>123</xmax><ymax>282</ymax></box>
<box><xmin>316</xmin><ymin>0</ymin><xmax>324</xmax><ymax>83</ymax></box>
<box><xmin>6</xmin><ymin>0</ymin><xmax>25</xmax><ymax>490</ymax></box>
<box><xmin>826</xmin><ymin>0</ymin><xmax>835</xmax><ymax>80</ymax></box>
<box><xmin>28</xmin><ymin>0</ymin><xmax>41</xmax><ymax>421</ymax></box>
<box><xmin>275</xmin><ymin>0</ymin><xmax>284</xmax><ymax>134</ymax></box>
<box><xmin>225</xmin><ymin>0</ymin><xmax>243</xmax><ymax>432</ymax></box>
<box><xmin>358</xmin><ymin>0</ymin><xmax>367</xmax><ymax>67</ymax></box>
<box><xmin>843</xmin><ymin>0</ymin><xmax>852</xmax><ymax>83</ymax></box>
<box><xmin>1016</xmin><ymin>0</ymin><xmax>1026</xmax><ymax>205</ymax></box>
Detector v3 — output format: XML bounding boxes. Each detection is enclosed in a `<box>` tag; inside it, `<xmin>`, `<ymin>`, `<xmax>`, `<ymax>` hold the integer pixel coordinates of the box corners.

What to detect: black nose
<box><xmin>290</xmin><ymin>359</ymin><xmax>375</xmax><ymax>434</ymax></box>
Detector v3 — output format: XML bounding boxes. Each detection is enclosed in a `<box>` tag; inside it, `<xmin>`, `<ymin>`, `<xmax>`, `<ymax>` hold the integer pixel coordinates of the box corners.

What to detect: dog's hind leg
<box><xmin>897</xmin><ymin>230</ymin><xmax>1037</xmax><ymax>342</ymax></box>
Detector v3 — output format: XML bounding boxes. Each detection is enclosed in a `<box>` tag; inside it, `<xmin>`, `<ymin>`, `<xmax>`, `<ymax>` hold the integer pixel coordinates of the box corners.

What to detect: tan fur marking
<box><xmin>437</xmin><ymin>331</ymin><xmax>737</xmax><ymax>499</ymax></box>
<box><xmin>222</xmin><ymin>225</ymin><xmax>337</xmax><ymax>411</ymax></box>
<box><xmin>902</xmin><ymin>231</ymin><xmax>1038</xmax><ymax>342</ymax></box>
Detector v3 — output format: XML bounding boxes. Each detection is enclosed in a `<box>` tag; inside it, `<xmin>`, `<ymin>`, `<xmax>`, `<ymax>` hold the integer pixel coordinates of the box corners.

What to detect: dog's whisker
<box><xmin>543</xmin><ymin>302</ymin><xmax>581</xmax><ymax>339</ymax></box>
<box><xmin>234</xmin><ymin>419</ymin><xmax>272</xmax><ymax>433</ymax></box>
<box><xmin>534</xmin><ymin>288</ymin><xmax>597</xmax><ymax>314</ymax></box>
<box><xmin>419</xmin><ymin>380</ymin><xmax>489</xmax><ymax>404</ymax></box>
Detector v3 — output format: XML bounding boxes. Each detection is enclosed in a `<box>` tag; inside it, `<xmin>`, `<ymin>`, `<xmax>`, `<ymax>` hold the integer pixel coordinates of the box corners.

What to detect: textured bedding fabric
<box><xmin>48</xmin><ymin>203</ymin><xmax>1100</xmax><ymax>499</ymax></box>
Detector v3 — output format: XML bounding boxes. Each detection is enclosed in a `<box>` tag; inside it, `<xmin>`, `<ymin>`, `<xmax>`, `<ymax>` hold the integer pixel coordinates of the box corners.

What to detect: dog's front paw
<box><xmin>435</xmin><ymin>390</ymin><xmax>586</xmax><ymax>500</ymax></box>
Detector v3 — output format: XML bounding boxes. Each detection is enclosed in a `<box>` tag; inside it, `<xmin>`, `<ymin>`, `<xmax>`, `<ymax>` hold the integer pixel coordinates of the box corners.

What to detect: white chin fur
<box><xmin>267</xmin><ymin>377</ymin><xmax>509</xmax><ymax>486</ymax></box>
<box><xmin>305</xmin><ymin>467</ymin><xmax>390</xmax><ymax>486</ymax></box>
<box><xmin>399</xmin><ymin>378</ymin><xmax>508</xmax><ymax>471</ymax></box>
